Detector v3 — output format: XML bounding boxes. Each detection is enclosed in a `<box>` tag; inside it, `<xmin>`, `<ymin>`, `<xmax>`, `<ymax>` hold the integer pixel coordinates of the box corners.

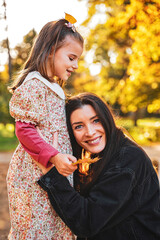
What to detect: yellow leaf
<box><xmin>65</xmin><ymin>12</ymin><xmax>77</xmax><ymax>24</ymax></box>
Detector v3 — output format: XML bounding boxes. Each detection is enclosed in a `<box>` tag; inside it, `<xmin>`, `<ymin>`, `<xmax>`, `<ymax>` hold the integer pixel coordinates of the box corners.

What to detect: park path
<box><xmin>142</xmin><ymin>144</ymin><xmax>160</xmax><ymax>161</ymax></box>
<box><xmin>0</xmin><ymin>152</ymin><xmax>14</xmax><ymax>163</ymax></box>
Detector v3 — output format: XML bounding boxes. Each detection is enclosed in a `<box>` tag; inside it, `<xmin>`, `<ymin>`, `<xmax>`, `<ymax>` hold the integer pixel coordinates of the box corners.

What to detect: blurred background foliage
<box><xmin>0</xmin><ymin>0</ymin><xmax>160</xmax><ymax>151</ymax></box>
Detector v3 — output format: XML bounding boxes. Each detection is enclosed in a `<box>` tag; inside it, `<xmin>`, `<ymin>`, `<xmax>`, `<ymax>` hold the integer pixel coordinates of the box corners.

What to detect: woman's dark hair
<box><xmin>66</xmin><ymin>92</ymin><xmax>127</xmax><ymax>194</ymax></box>
<box><xmin>9</xmin><ymin>19</ymin><xmax>83</xmax><ymax>93</ymax></box>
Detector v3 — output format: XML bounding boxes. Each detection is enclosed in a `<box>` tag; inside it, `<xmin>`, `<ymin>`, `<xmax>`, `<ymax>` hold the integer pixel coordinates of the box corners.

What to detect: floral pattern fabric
<box><xmin>7</xmin><ymin>73</ymin><xmax>74</xmax><ymax>239</ymax></box>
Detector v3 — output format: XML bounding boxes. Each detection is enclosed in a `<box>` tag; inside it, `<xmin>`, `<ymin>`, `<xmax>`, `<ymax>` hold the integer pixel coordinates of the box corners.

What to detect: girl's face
<box><xmin>70</xmin><ymin>105</ymin><xmax>106</xmax><ymax>154</ymax></box>
<box><xmin>48</xmin><ymin>35</ymin><xmax>83</xmax><ymax>81</ymax></box>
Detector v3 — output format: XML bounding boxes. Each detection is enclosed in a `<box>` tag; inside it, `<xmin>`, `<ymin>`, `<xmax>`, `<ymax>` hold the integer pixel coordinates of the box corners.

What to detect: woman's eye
<box><xmin>74</xmin><ymin>125</ymin><xmax>83</xmax><ymax>130</ymax></box>
<box><xmin>93</xmin><ymin>118</ymin><xmax>100</xmax><ymax>123</ymax></box>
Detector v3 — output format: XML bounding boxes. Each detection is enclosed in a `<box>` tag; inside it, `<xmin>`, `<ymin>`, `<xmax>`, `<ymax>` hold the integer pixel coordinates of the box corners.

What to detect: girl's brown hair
<box><xmin>9</xmin><ymin>19</ymin><xmax>83</xmax><ymax>93</ymax></box>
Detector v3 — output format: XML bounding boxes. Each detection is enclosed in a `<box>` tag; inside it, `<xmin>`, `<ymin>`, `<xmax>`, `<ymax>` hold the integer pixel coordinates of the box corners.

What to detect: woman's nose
<box><xmin>85</xmin><ymin>125</ymin><xmax>95</xmax><ymax>136</ymax></box>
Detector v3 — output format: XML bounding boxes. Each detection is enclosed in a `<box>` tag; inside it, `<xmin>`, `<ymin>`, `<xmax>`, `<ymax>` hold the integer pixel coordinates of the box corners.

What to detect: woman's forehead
<box><xmin>70</xmin><ymin>105</ymin><xmax>97</xmax><ymax>122</ymax></box>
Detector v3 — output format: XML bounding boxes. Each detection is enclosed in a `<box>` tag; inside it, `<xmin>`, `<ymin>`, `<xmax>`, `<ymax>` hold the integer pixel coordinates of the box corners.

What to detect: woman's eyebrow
<box><xmin>90</xmin><ymin>115</ymin><xmax>98</xmax><ymax>120</ymax></box>
<box><xmin>71</xmin><ymin>115</ymin><xmax>98</xmax><ymax>126</ymax></box>
<box><xmin>71</xmin><ymin>121</ymin><xmax>82</xmax><ymax>126</ymax></box>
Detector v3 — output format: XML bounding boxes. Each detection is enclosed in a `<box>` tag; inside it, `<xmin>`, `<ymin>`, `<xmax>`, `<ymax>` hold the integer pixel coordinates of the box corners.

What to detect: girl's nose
<box><xmin>73</xmin><ymin>60</ymin><xmax>78</xmax><ymax>69</ymax></box>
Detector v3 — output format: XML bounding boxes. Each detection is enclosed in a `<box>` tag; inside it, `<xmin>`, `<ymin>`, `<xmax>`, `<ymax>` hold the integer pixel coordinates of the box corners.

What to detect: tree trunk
<box><xmin>133</xmin><ymin>110</ymin><xmax>139</xmax><ymax>126</ymax></box>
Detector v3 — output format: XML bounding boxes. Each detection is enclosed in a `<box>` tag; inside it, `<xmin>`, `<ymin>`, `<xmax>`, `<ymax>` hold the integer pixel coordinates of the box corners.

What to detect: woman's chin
<box><xmin>84</xmin><ymin>145</ymin><xmax>105</xmax><ymax>155</ymax></box>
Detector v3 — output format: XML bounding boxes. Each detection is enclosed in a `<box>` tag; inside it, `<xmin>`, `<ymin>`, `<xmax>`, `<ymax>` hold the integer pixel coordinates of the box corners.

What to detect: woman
<box><xmin>38</xmin><ymin>92</ymin><xmax>160</xmax><ymax>240</ymax></box>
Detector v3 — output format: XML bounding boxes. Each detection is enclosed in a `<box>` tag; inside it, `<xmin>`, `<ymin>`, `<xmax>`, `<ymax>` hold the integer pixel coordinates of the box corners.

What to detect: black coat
<box><xmin>38</xmin><ymin>143</ymin><xmax>160</xmax><ymax>240</ymax></box>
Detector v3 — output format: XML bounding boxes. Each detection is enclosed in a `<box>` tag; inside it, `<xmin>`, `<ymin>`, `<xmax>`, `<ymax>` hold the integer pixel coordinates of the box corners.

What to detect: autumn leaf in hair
<box><xmin>65</xmin><ymin>12</ymin><xmax>77</xmax><ymax>24</ymax></box>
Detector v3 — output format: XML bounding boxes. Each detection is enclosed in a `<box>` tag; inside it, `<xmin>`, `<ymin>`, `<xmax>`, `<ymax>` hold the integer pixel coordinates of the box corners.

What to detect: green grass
<box><xmin>116</xmin><ymin>118</ymin><xmax>160</xmax><ymax>146</ymax></box>
<box><xmin>0</xmin><ymin>123</ymin><xmax>18</xmax><ymax>151</ymax></box>
<box><xmin>0</xmin><ymin>135</ymin><xmax>18</xmax><ymax>151</ymax></box>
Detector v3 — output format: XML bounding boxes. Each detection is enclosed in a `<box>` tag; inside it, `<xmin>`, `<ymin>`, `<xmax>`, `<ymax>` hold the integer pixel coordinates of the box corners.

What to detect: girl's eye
<box><xmin>69</xmin><ymin>57</ymin><xmax>74</xmax><ymax>61</ymax></box>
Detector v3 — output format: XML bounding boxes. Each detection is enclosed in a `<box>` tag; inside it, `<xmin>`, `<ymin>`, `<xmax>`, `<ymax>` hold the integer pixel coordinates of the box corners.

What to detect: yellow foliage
<box><xmin>0</xmin><ymin>65</ymin><xmax>9</xmax><ymax>82</ymax></box>
<box><xmin>148</xmin><ymin>100</ymin><xmax>160</xmax><ymax>113</ymax></box>
<box><xmin>77</xmin><ymin>0</ymin><xmax>160</xmax><ymax>114</ymax></box>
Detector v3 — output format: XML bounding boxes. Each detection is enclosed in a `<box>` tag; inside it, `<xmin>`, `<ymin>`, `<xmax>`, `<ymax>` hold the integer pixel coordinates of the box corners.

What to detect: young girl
<box><xmin>7</xmin><ymin>14</ymin><xmax>83</xmax><ymax>239</ymax></box>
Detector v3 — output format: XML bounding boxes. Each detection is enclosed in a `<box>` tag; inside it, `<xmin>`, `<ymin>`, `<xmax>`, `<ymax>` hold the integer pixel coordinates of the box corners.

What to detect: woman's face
<box><xmin>70</xmin><ymin>105</ymin><xmax>106</xmax><ymax>154</ymax></box>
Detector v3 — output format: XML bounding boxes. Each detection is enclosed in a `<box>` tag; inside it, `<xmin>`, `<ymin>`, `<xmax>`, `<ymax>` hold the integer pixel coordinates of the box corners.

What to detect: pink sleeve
<box><xmin>15</xmin><ymin>121</ymin><xmax>59</xmax><ymax>167</ymax></box>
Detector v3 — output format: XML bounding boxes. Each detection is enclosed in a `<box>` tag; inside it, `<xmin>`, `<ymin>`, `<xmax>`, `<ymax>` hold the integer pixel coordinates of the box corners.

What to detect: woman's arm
<box><xmin>38</xmin><ymin>166</ymin><xmax>135</xmax><ymax>238</ymax></box>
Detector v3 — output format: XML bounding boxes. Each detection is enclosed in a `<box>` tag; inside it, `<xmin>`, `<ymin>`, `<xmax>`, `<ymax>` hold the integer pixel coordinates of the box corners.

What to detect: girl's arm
<box><xmin>11</xmin><ymin>81</ymin><xmax>77</xmax><ymax>173</ymax></box>
<box><xmin>16</xmin><ymin>121</ymin><xmax>77</xmax><ymax>175</ymax></box>
<box><xmin>16</xmin><ymin>121</ymin><xmax>59</xmax><ymax>167</ymax></box>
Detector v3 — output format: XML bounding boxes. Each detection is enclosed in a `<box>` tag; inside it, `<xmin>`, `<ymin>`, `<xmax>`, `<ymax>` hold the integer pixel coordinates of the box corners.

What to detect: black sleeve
<box><xmin>38</xmin><ymin>166</ymin><xmax>135</xmax><ymax>238</ymax></box>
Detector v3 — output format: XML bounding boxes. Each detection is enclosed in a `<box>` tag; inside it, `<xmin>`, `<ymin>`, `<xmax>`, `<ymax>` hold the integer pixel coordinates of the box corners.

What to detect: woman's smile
<box><xmin>70</xmin><ymin>105</ymin><xmax>106</xmax><ymax>154</ymax></box>
<box><xmin>85</xmin><ymin>136</ymin><xmax>102</xmax><ymax>145</ymax></box>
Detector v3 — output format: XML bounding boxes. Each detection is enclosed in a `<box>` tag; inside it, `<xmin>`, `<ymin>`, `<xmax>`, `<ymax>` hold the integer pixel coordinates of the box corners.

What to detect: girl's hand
<box><xmin>50</xmin><ymin>153</ymin><xmax>77</xmax><ymax>177</ymax></box>
<box><xmin>50</xmin><ymin>131</ymin><xmax>77</xmax><ymax>176</ymax></box>
<box><xmin>35</xmin><ymin>129</ymin><xmax>77</xmax><ymax>176</ymax></box>
<box><xmin>34</xmin><ymin>161</ymin><xmax>54</xmax><ymax>175</ymax></box>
